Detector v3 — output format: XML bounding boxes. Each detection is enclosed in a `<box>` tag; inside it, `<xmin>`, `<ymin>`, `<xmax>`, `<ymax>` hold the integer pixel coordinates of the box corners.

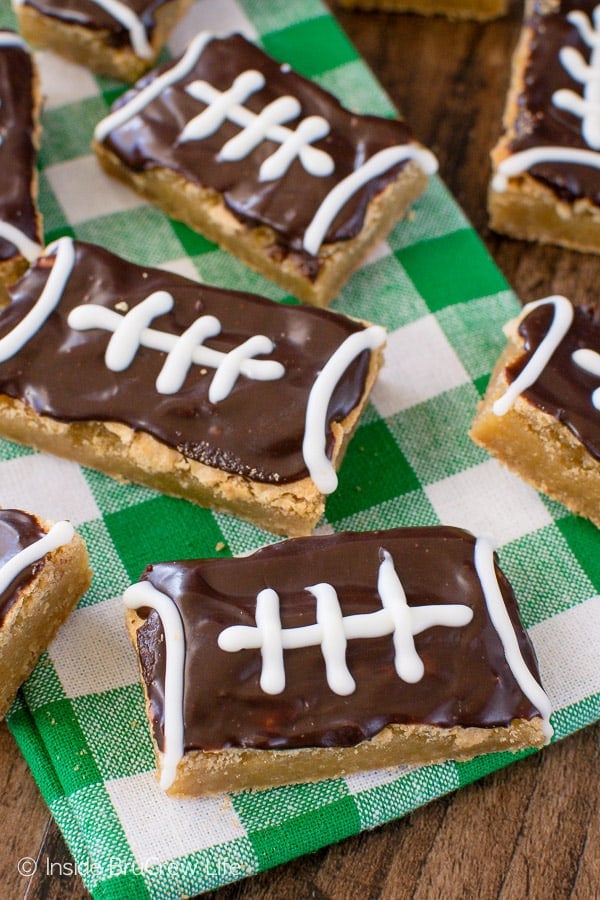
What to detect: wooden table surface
<box><xmin>1</xmin><ymin>3</ymin><xmax>599</xmax><ymax>898</ymax></box>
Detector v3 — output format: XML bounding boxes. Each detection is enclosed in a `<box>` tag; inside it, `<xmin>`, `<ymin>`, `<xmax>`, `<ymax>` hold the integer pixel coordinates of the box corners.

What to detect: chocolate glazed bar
<box><xmin>0</xmin><ymin>31</ymin><xmax>42</xmax><ymax>290</ymax></box>
<box><xmin>489</xmin><ymin>0</ymin><xmax>600</xmax><ymax>252</ymax></box>
<box><xmin>123</xmin><ymin>527</ymin><xmax>551</xmax><ymax>796</ymax></box>
<box><xmin>0</xmin><ymin>508</ymin><xmax>91</xmax><ymax>717</ymax></box>
<box><xmin>471</xmin><ymin>295</ymin><xmax>600</xmax><ymax>527</ymax></box>
<box><xmin>0</xmin><ymin>238</ymin><xmax>384</xmax><ymax>535</ymax></box>
<box><xmin>93</xmin><ymin>33</ymin><xmax>437</xmax><ymax>306</ymax></box>
<box><xmin>13</xmin><ymin>0</ymin><xmax>193</xmax><ymax>82</ymax></box>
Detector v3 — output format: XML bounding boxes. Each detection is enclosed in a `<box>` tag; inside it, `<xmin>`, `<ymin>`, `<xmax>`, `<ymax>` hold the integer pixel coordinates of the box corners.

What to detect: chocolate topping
<box><xmin>134</xmin><ymin>527</ymin><xmax>542</xmax><ymax>753</ymax></box>
<box><xmin>19</xmin><ymin>0</ymin><xmax>166</xmax><ymax>49</ymax></box>
<box><xmin>509</xmin><ymin>0</ymin><xmax>600</xmax><ymax>204</ymax></box>
<box><xmin>0</xmin><ymin>240</ymin><xmax>370</xmax><ymax>483</ymax></box>
<box><xmin>0</xmin><ymin>34</ymin><xmax>40</xmax><ymax>261</ymax></box>
<box><xmin>507</xmin><ymin>302</ymin><xmax>600</xmax><ymax>459</ymax></box>
<box><xmin>0</xmin><ymin>509</ymin><xmax>46</xmax><ymax>625</ymax></box>
<box><xmin>101</xmin><ymin>34</ymin><xmax>414</xmax><ymax>261</ymax></box>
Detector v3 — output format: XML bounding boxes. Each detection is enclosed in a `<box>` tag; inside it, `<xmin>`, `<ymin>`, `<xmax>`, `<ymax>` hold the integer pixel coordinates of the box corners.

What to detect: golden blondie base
<box><xmin>335</xmin><ymin>0</ymin><xmax>508</xmax><ymax>19</ymax></box>
<box><xmin>15</xmin><ymin>0</ymin><xmax>192</xmax><ymax>82</ymax></box>
<box><xmin>470</xmin><ymin>343</ymin><xmax>600</xmax><ymax>528</ymax></box>
<box><xmin>0</xmin><ymin>522</ymin><xmax>90</xmax><ymax>718</ymax></box>
<box><xmin>162</xmin><ymin>718</ymin><xmax>545</xmax><ymax>796</ymax></box>
<box><xmin>94</xmin><ymin>142</ymin><xmax>428</xmax><ymax>307</ymax></box>
<box><xmin>488</xmin><ymin>168</ymin><xmax>600</xmax><ymax>255</ymax></box>
<box><xmin>0</xmin><ymin>339</ymin><xmax>381</xmax><ymax>536</ymax></box>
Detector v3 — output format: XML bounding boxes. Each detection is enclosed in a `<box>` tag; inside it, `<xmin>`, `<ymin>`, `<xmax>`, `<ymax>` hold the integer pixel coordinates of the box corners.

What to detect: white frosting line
<box><xmin>218</xmin><ymin>549</ymin><xmax>473</xmax><ymax>696</ymax></box>
<box><xmin>0</xmin><ymin>520</ymin><xmax>74</xmax><ymax>596</ymax></box>
<box><xmin>255</xmin><ymin>587</ymin><xmax>285</xmax><ymax>695</ymax></box>
<box><xmin>181</xmin><ymin>72</ymin><xmax>334</xmax><ymax>180</ymax></box>
<box><xmin>88</xmin><ymin>0</ymin><xmax>153</xmax><ymax>59</ymax></box>
<box><xmin>572</xmin><ymin>347</ymin><xmax>600</xmax><ymax>408</ymax></box>
<box><xmin>492</xmin><ymin>146</ymin><xmax>600</xmax><ymax>191</ymax></box>
<box><xmin>303</xmin><ymin>144</ymin><xmax>438</xmax><ymax>256</ymax></box>
<box><xmin>94</xmin><ymin>31</ymin><xmax>214</xmax><ymax>142</ymax></box>
<box><xmin>123</xmin><ymin>581</ymin><xmax>186</xmax><ymax>791</ymax></box>
<box><xmin>474</xmin><ymin>536</ymin><xmax>553</xmax><ymax>741</ymax></box>
<box><xmin>378</xmin><ymin>549</ymin><xmax>424</xmax><ymax>683</ymax></box>
<box><xmin>552</xmin><ymin>8</ymin><xmax>600</xmax><ymax>149</ymax></box>
<box><xmin>0</xmin><ymin>31</ymin><xmax>27</xmax><ymax>49</ymax></box>
<box><xmin>67</xmin><ymin>295</ymin><xmax>284</xmax><ymax>400</ymax></box>
<box><xmin>156</xmin><ymin>314</ymin><xmax>221</xmax><ymax>394</ymax></box>
<box><xmin>0</xmin><ymin>222</ymin><xmax>42</xmax><ymax>263</ymax></box>
<box><xmin>493</xmin><ymin>295</ymin><xmax>574</xmax><ymax>416</ymax></box>
<box><xmin>105</xmin><ymin>290</ymin><xmax>173</xmax><ymax>371</ymax></box>
<box><xmin>0</xmin><ymin>236</ymin><xmax>75</xmax><ymax>362</ymax></box>
<box><xmin>302</xmin><ymin>324</ymin><xmax>386</xmax><ymax>494</ymax></box>
<box><xmin>308</xmin><ymin>582</ymin><xmax>355</xmax><ymax>695</ymax></box>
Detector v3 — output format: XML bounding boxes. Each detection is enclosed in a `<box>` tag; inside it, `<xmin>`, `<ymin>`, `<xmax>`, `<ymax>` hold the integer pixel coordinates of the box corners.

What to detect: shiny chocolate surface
<box><xmin>0</xmin><ymin>240</ymin><xmax>369</xmax><ymax>483</ymax></box>
<box><xmin>135</xmin><ymin>527</ymin><xmax>542</xmax><ymax>753</ymax></box>
<box><xmin>507</xmin><ymin>302</ymin><xmax>600</xmax><ymax>459</ymax></box>
<box><xmin>102</xmin><ymin>34</ymin><xmax>414</xmax><ymax>260</ymax></box>
<box><xmin>509</xmin><ymin>0</ymin><xmax>600</xmax><ymax>204</ymax></box>
<box><xmin>0</xmin><ymin>34</ymin><xmax>40</xmax><ymax>261</ymax></box>
<box><xmin>0</xmin><ymin>509</ymin><xmax>45</xmax><ymax>625</ymax></box>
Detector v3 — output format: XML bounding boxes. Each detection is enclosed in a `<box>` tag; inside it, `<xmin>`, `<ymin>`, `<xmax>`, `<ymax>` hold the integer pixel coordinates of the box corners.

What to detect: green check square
<box><xmin>261</xmin><ymin>17</ymin><xmax>358</xmax><ymax>77</ymax></box>
<box><xmin>104</xmin><ymin>495</ymin><xmax>227</xmax><ymax>581</ymax></box>
<box><xmin>326</xmin><ymin>419</ymin><xmax>420</xmax><ymax>522</ymax></box>
<box><xmin>315</xmin><ymin>61</ymin><xmax>396</xmax><ymax>117</ymax></box>
<box><xmin>33</xmin><ymin>699</ymin><xmax>103</xmax><ymax>794</ymax></box>
<box><xmin>248</xmin><ymin>795</ymin><xmax>361</xmax><ymax>870</ymax></box>
<box><xmin>74</xmin><ymin>685</ymin><xmax>154</xmax><ymax>781</ymax></box>
<box><xmin>387</xmin><ymin>384</ymin><xmax>487</xmax><ymax>487</ymax></box>
<box><xmin>332</xmin><ymin>253</ymin><xmax>429</xmax><ymax>332</ymax></box>
<box><xmin>38</xmin><ymin>171</ymin><xmax>72</xmax><ymax>238</ymax></box>
<box><xmin>233</xmin><ymin>778</ymin><xmax>350</xmax><ymax>832</ymax></box>
<box><xmin>436</xmin><ymin>290</ymin><xmax>518</xmax><ymax>382</ymax></box>
<box><xmin>557</xmin><ymin>516</ymin><xmax>600</xmax><ymax>593</ymax></box>
<box><xmin>76</xmin><ymin>207</ymin><xmax>186</xmax><ymax>267</ymax></box>
<box><xmin>501</xmin><ymin>525</ymin><xmax>595</xmax><ymax>629</ymax></box>
<box><xmin>76</xmin><ymin>518</ymin><xmax>130</xmax><ymax>608</ymax></box>
<box><xmin>40</xmin><ymin>97</ymin><xmax>108</xmax><ymax>167</ymax></box>
<box><xmin>0</xmin><ymin>436</ymin><xmax>35</xmax><ymax>462</ymax></box>
<box><xmin>396</xmin><ymin>230</ymin><xmax>508</xmax><ymax>311</ymax></box>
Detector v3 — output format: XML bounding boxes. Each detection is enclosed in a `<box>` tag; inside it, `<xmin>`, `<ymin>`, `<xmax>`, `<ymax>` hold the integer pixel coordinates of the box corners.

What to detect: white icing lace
<box><xmin>68</xmin><ymin>292</ymin><xmax>284</xmax><ymax>401</ymax></box>
<box><xmin>217</xmin><ymin>548</ymin><xmax>473</xmax><ymax>696</ymax></box>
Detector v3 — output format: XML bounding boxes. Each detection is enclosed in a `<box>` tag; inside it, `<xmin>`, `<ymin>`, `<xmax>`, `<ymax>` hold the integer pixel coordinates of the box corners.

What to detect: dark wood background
<box><xmin>1</xmin><ymin>2</ymin><xmax>599</xmax><ymax>897</ymax></box>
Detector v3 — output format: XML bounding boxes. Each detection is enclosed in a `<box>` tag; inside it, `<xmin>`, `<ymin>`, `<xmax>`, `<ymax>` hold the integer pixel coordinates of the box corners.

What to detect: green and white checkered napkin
<box><xmin>2</xmin><ymin>0</ymin><xmax>599</xmax><ymax>897</ymax></box>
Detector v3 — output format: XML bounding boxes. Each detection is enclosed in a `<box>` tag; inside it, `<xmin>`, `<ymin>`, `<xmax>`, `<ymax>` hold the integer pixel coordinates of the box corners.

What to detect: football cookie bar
<box><xmin>470</xmin><ymin>295</ymin><xmax>600</xmax><ymax>527</ymax></box>
<box><xmin>0</xmin><ymin>509</ymin><xmax>91</xmax><ymax>718</ymax></box>
<box><xmin>12</xmin><ymin>0</ymin><xmax>192</xmax><ymax>82</ymax></box>
<box><xmin>0</xmin><ymin>238</ymin><xmax>384</xmax><ymax>536</ymax></box>
<box><xmin>335</xmin><ymin>0</ymin><xmax>508</xmax><ymax>21</ymax></box>
<box><xmin>93</xmin><ymin>32</ymin><xmax>437</xmax><ymax>307</ymax></box>
<box><xmin>123</xmin><ymin>526</ymin><xmax>551</xmax><ymax>797</ymax></box>
<box><xmin>489</xmin><ymin>1</ymin><xmax>600</xmax><ymax>253</ymax></box>
<box><xmin>0</xmin><ymin>31</ymin><xmax>42</xmax><ymax>294</ymax></box>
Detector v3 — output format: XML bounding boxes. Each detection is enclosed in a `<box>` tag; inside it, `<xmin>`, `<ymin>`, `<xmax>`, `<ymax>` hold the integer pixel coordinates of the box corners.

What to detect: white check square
<box><xmin>372</xmin><ymin>315</ymin><xmax>470</xmax><ymax>417</ymax></box>
<box><xmin>425</xmin><ymin>458</ymin><xmax>553</xmax><ymax>546</ymax></box>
